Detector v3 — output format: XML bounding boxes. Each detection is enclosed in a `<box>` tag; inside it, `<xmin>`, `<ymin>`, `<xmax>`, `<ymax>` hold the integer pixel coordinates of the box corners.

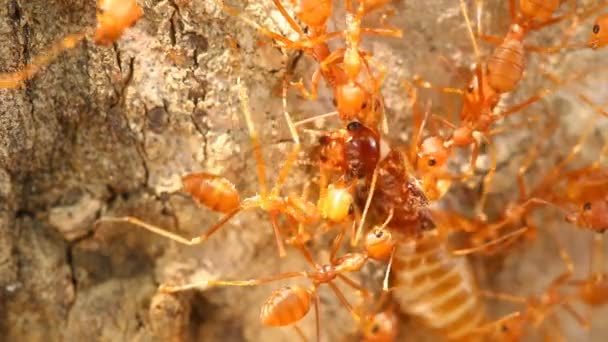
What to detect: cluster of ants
<box><xmin>3</xmin><ymin>0</ymin><xmax>608</xmax><ymax>341</ymax></box>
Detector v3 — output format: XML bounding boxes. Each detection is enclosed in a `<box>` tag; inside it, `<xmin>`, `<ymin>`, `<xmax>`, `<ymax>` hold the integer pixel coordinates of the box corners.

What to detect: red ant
<box><xmin>156</xmin><ymin>211</ymin><xmax>396</xmax><ymax>342</ymax></box>
<box><xmin>96</xmin><ymin>76</ymin><xmax>318</xmax><ymax>257</ymax></box>
<box><xmin>218</xmin><ymin>0</ymin><xmax>401</xmax><ymax>130</ymax></box>
<box><xmin>0</xmin><ymin>0</ymin><xmax>143</xmax><ymax>88</ymax></box>
<box><xmin>566</xmin><ymin>234</ymin><xmax>608</xmax><ymax>319</ymax></box>
<box><xmin>412</xmin><ymin>0</ymin><xmax>595</xmax><ymax>218</ymax></box>
<box><xmin>478</xmin><ymin>228</ymin><xmax>591</xmax><ymax>341</ymax></box>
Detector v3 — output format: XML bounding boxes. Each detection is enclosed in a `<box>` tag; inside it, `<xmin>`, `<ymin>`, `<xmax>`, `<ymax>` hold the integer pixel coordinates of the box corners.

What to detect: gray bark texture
<box><xmin>0</xmin><ymin>0</ymin><xmax>607</xmax><ymax>341</ymax></box>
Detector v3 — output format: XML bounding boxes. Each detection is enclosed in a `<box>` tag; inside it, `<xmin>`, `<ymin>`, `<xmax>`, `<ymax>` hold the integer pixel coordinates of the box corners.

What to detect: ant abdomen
<box><xmin>94</xmin><ymin>0</ymin><xmax>144</xmax><ymax>45</ymax></box>
<box><xmin>487</xmin><ymin>33</ymin><xmax>525</xmax><ymax>93</ymax></box>
<box><xmin>260</xmin><ymin>286</ymin><xmax>311</xmax><ymax>327</ymax></box>
<box><xmin>181</xmin><ymin>173</ymin><xmax>240</xmax><ymax>214</ymax></box>
<box><xmin>519</xmin><ymin>0</ymin><xmax>561</xmax><ymax>22</ymax></box>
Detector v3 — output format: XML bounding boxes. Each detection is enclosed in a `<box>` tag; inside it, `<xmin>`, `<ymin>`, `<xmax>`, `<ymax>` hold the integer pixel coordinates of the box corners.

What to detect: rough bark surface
<box><xmin>0</xmin><ymin>0</ymin><xmax>607</xmax><ymax>341</ymax></box>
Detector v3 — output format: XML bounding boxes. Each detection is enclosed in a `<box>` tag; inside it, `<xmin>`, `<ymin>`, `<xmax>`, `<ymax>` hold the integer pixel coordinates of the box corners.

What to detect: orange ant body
<box><xmin>158</xmin><ymin>213</ymin><xmax>396</xmax><ymax>342</ymax></box>
<box><xmin>480</xmin><ymin>229</ymin><xmax>591</xmax><ymax>341</ymax></box>
<box><xmin>0</xmin><ymin>0</ymin><xmax>143</xmax><ymax>88</ymax></box>
<box><xmin>412</xmin><ymin>0</ymin><xmax>593</xmax><ymax>216</ymax></box>
<box><xmin>94</xmin><ymin>0</ymin><xmax>143</xmax><ymax>45</ymax></box>
<box><xmin>566</xmin><ymin>234</ymin><xmax>608</xmax><ymax>318</ymax></box>
<box><xmin>557</xmin><ymin>152</ymin><xmax>608</xmax><ymax>234</ymax></box>
<box><xmin>96</xmin><ymin>77</ymin><xmax>319</xmax><ymax>257</ymax></box>
<box><xmin>589</xmin><ymin>13</ymin><xmax>608</xmax><ymax>49</ymax></box>
<box><xmin>219</xmin><ymin>0</ymin><xmax>401</xmax><ymax>129</ymax></box>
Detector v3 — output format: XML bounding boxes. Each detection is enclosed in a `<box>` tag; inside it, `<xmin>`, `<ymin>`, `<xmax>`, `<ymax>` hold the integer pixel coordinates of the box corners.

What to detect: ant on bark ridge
<box><xmin>0</xmin><ymin>0</ymin><xmax>143</xmax><ymax>88</ymax></box>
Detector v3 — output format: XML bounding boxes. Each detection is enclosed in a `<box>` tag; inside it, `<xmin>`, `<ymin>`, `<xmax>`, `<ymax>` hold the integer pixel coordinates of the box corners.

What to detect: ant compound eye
<box><xmin>374</xmin><ymin>229</ymin><xmax>384</xmax><ymax>238</ymax></box>
<box><xmin>501</xmin><ymin>325</ymin><xmax>509</xmax><ymax>333</ymax></box>
<box><xmin>347</xmin><ymin>121</ymin><xmax>363</xmax><ymax>131</ymax></box>
<box><xmin>371</xmin><ymin>324</ymin><xmax>381</xmax><ymax>334</ymax></box>
<box><xmin>594</xmin><ymin>24</ymin><xmax>600</xmax><ymax>34</ymax></box>
<box><xmin>348</xmin><ymin>204</ymin><xmax>354</xmax><ymax>215</ymax></box>
<box><xmin>467</xmin><ymin>85</ymin><xmax>475</xmax><ymax>93</ymax></box>
<box><xmin>427</xmin><ymin>158</ymin><xmax>437</xmax><ymax>166</ymax></box>
<box><xmin>584</xmin><ymin>202</ymin><xmax>592</xmax><ymax>211</ymax></box>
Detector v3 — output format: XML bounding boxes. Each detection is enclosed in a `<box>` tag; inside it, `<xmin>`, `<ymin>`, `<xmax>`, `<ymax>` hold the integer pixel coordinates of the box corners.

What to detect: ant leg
<box><xmin>475</xmin><ymin>135</ymin><xmax>497</xmax><ymax>220</ymax></box>
<box><xmin>327</xmin><ymin>281</ymin><xmax>360</xmax><ymax>321</ymax></box>
<box><xmin>562</xmin><ymin>302</ymin><xmax>590</xmax><ymax>330</ymax></box>
<box><xmin>451</xmin><ymin>226</ymin><xmax>528</xmax><ymax>256</ymax></box>
<box><xmin>354</xmin><ymin>167</ymin><xmax>379</xmax><ymax>246</ymax></box>
<box><xmin>0</xmin><ymin>32</ymin><xmax>86</xmax><ymax>88</ymax></box>
<box><xmin>411</xmin><ymin>75</ymin><xmax>465</xmax><ymax>96</ymax></box>
<box><xmin>319</xmin><ymin>48</ymin><xmax>346</xmax><ymax>73</ymax></box>
<box><xmin>502</xmin><ymin>66</ymin><xmax>593</xmax><ymax>118</ymax></box>
<box><xmin>382</xmin><ymin>247</ymin><xmax>396</xmax><ymax>291</ymax></box>
<box><xmin>294</xmin><ymin>111</ymin><xmax>339</xmax><ymax>127</ymax></box>
<box><xmin>270</xmin><ymin>214</ymin><xmax>287</xmax><ymax>257</ymax></box>
<box><xmin>459</xmin><ymin>0</ymin><xmax>481</xmax><ymax>66</ymax></box>
<box><xmin>479</xmin><ymin>290</ymin><xmax>527</xmax><ymax>304</ymax></box>
<box><xmin>470</xmin><ymin>311</ymin><xmax>522</xmax><ymax>335</ymax></box>
<box><xmin>508</xmin><ymin>0</ymin><xmax>516</xmax><ymax>22</ymax></box>
<box><xmin>292</xmin><ymin>69</ymin><xmax>323</xmax><ymax>101</ymax></box>
<box><xmin>591</xmin><ymin>233</ymin><xmax>605</xmax><ymax>282</ymax></box>
<box><xmin>270</xmin><ymin>0</ymin><xmax>305</xmax><ymax>36</ymax></box>
<box><xmin>312</xmin><ymin>288</ymin><xmax>321</xmax><ymax>342</ymax></box>
<box><xmin>238</xmin><ymin>77</ymin><xmax>268</xmax><ymax>197</ymax></box>
<box><xmin>95</xmin><ymin>207</ymin><xmax>241</xmax><ymax>245</ymax></box>
<box><xmin>217</xmin><ymin>1</ymin><xmax>293</xmax><ymax>46</ymax></box>
<box><xmin>330</xmin><ymin>228</ymin><xmax>346</xmax><ymax>262</ymax></box>
<box><xmin>360</xmin><ymin>27</ymin><xmax>403</xmax><ymax>38</ymax></box>
<box><xmin>269</xmin><ymin>60</ymin><xmax>302</xmax><ymax>198</ymax></box>
<box><xmin>543</xmin><ymin>114</ymin><xmax>599</xmax><ymax>187</ymax></box>
<box><xmin>292</xmin><ymin>325</ymin><xmax>308</xmax><ymax>342</ymax></box>
<box><xmin>337</xmin><ymin>274</ymin><xmax>371</xmax><ymax>298</ymax></box>
<box><xmin>546</xmin><ymin>226</ymin><xmax>575</xmax><ymax>287</ymax></box>
<box><xmin>467</xmin><ymin>138</ymin><xmax>480</xmax><ymax>178</ymax></box>
<box><xmin>576</xmin><ymin>93</ymin><xmax>608</xmax><ymax>119</ymax></box>
<box><xmin>159</xmin><ymin>270</ymin><xmax>309</xmax><ymax>293</ymax></box>
<box><xmin>477</xmin><ymin>34</ymin><xmax>503</xmax><ymax>45</ymax></box>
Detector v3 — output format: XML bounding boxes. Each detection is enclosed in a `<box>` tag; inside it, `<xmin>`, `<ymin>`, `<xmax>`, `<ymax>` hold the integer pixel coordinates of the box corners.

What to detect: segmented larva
<box><xmin>390</xmin><ymin>229</ymin><xmax>485</xmax><ymax>341</ymax></box>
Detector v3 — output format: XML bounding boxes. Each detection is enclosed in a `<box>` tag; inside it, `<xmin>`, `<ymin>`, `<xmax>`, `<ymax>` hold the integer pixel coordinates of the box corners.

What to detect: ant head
<box><xmin>94</xmin><ymin>0</ymin><xmax>143</xmax><ymax>45</ymax></box>
<box><xmin>361</xmin><ymin>310</ymin><xmax>398</xmax><ymax>342</ymax></box>
<box><xmin>364</xmin><ymin>226</ymin><xmax>395</xmax><ymax>261</ymax></box>
<box><xmin>319</xmin><ymin>182</ymin><xmax>354</xmax><ymax>223</ymax></box>
<box><xmin>336</xmin><ymin>83</ymin><xmax>367</xmax><ymax>118</ymax></box>
<box><xmin>295</xmin><ymin>0</ymin><xmax>332</xmax><ymax>28</ymax></box>
<box><xmin>418</xmin><ymin>136</ymin><xmax>449</xmax><ymax>170</ymax></box>
<box><xmin>569</xmin><ymin>200</ymin><xmax>608</xmax><ymax>234</ymax></box>
<box><xmin>589</xmin><ymin>14</ymin><xmax>608</xmax><ymax>50</ymax></box>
